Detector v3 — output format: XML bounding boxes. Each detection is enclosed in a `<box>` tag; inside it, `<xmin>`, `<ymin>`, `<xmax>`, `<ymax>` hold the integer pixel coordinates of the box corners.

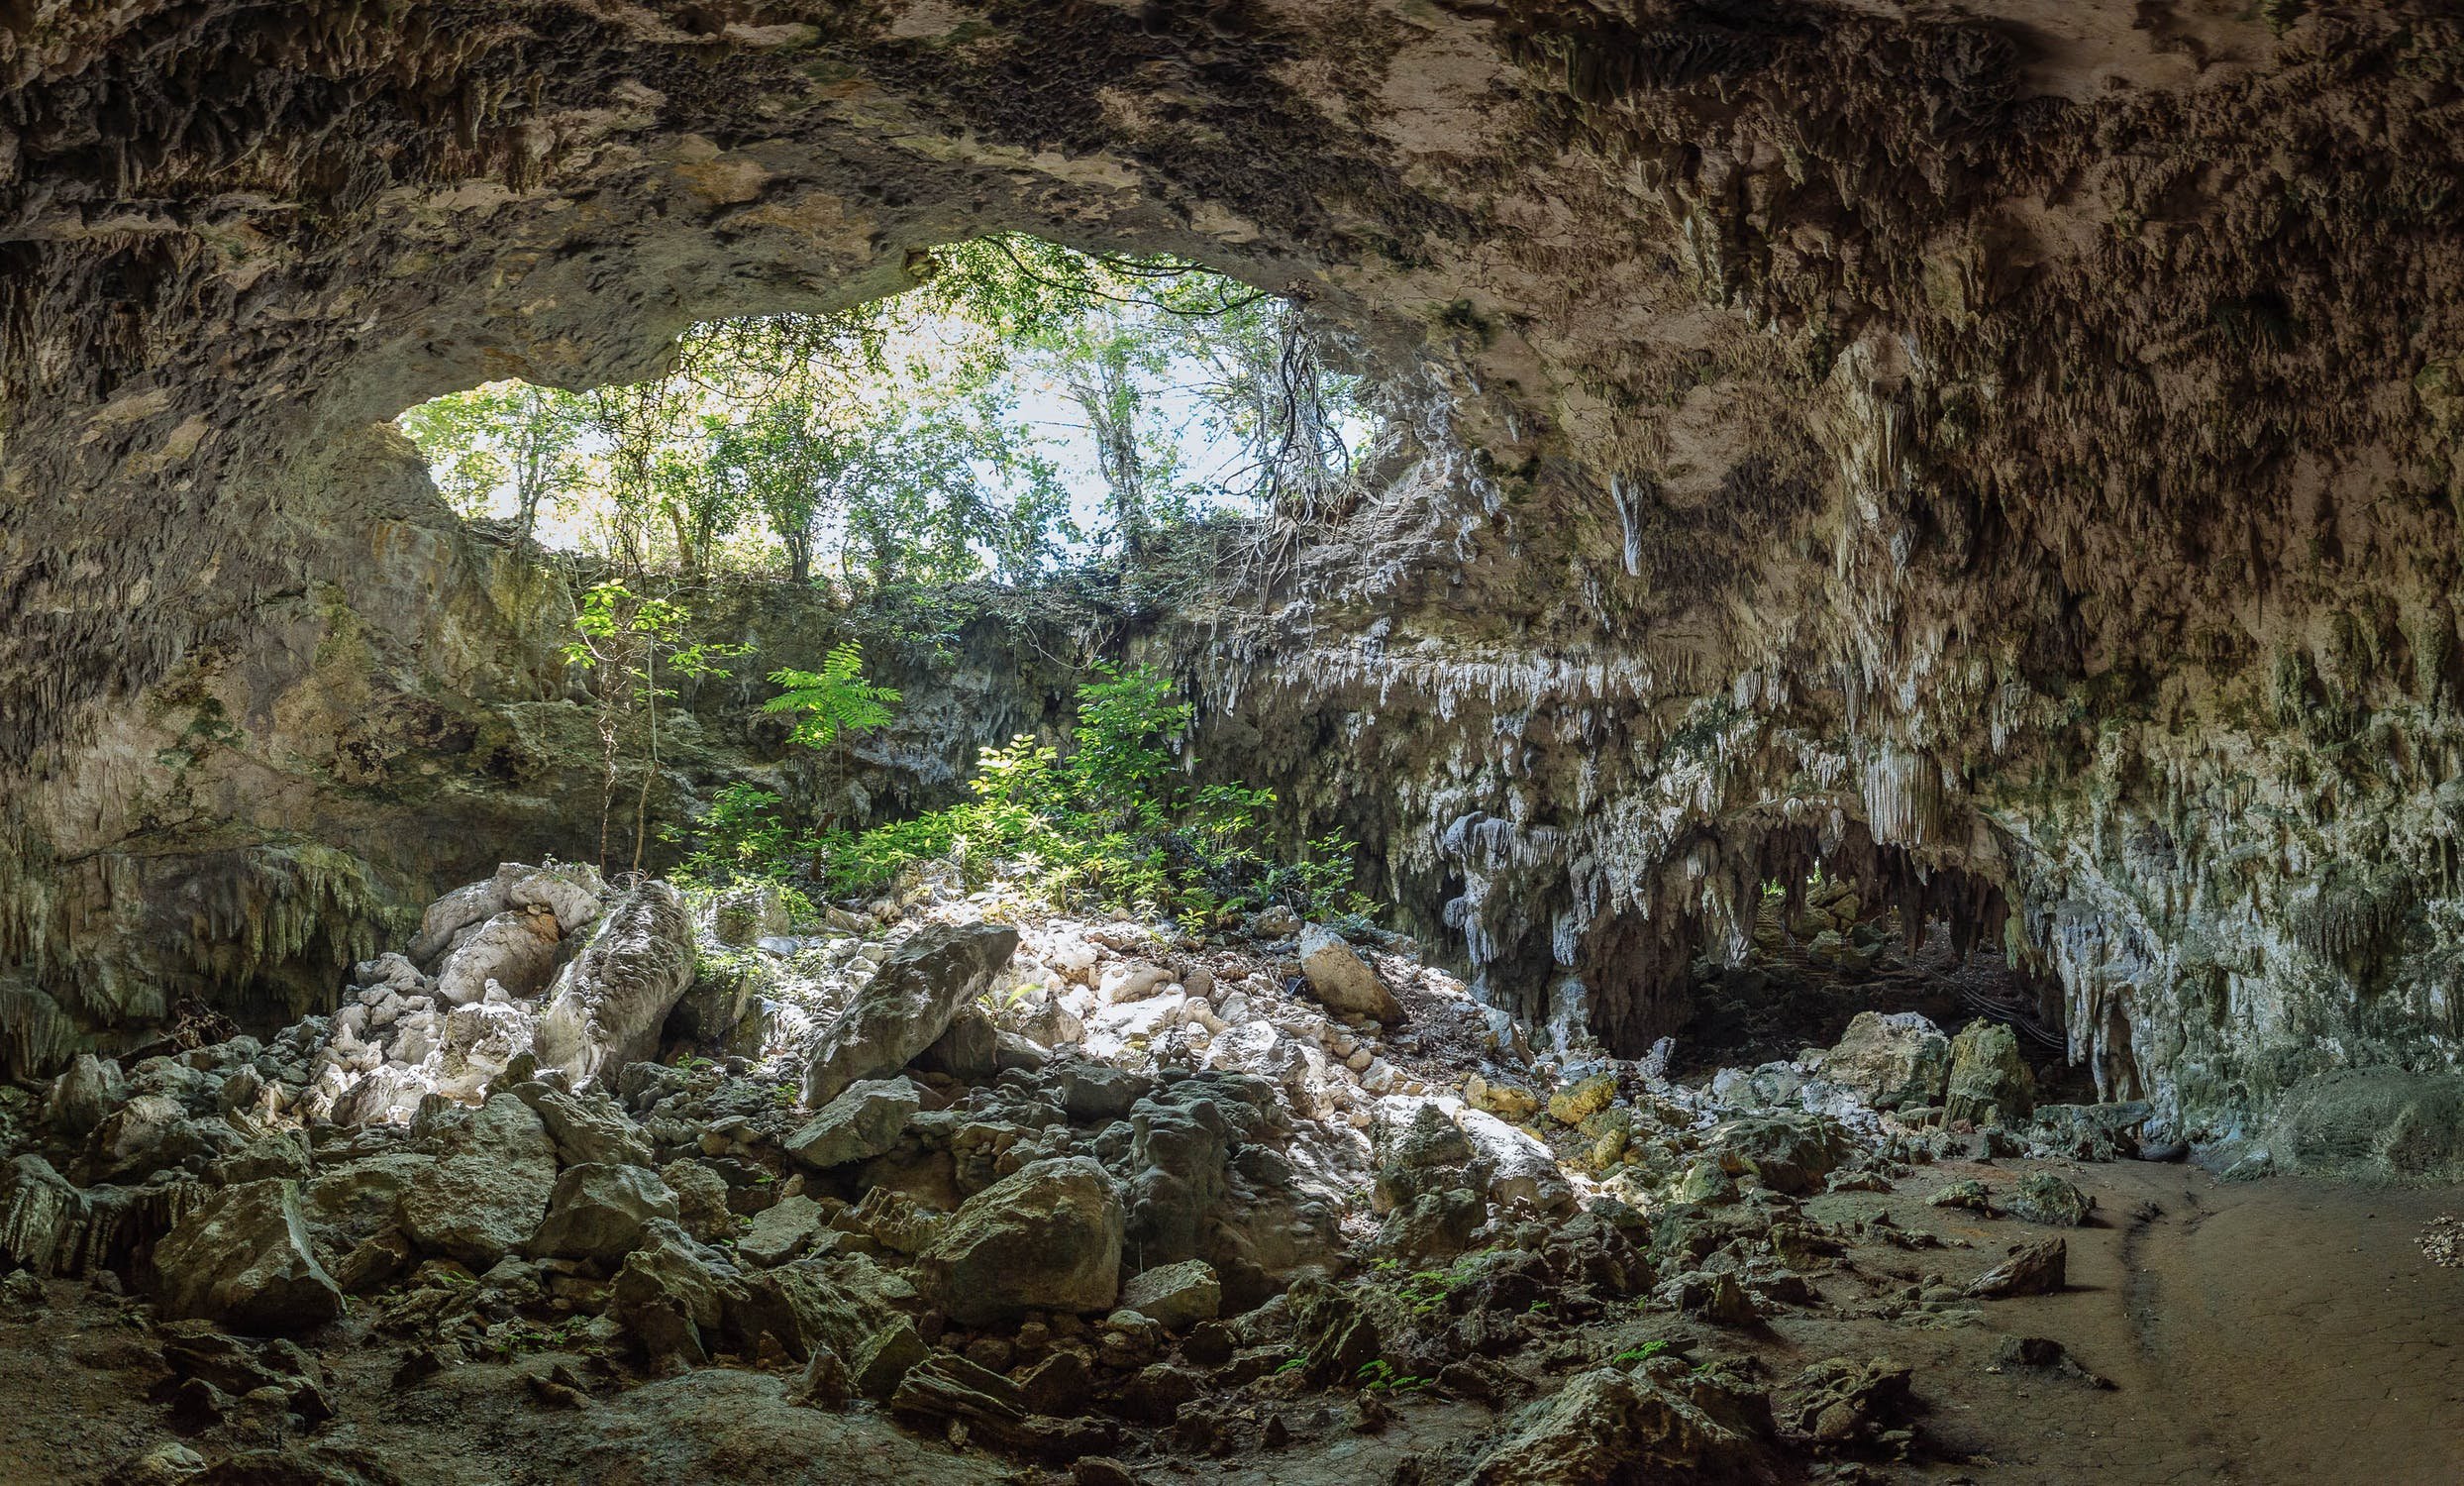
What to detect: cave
<box><xmin>4</xmin><ymin>4</ymin><xmax>2464</xmax><ymax>1482</ymax></box>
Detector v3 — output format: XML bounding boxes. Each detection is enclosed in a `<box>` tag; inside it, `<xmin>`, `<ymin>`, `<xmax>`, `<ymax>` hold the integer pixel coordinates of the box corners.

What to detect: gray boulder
<box><xmin>1119</xmin><ymin>1258</ymin><xmax>1221</xmax><ymax>1330</ymax></box>
<box><xmin>785</xmin><ymin>1078</ymin><xmax>921</xmax><ymax>1172</ymax></box>
<box><xmin>152</xmin><ymin>1179</ymin><xmax>342</xmax><ymax>1334</ymax></box>
<box><xmin>535</xmin><ymin>883</ymin><xmax>698</xmax><ymax>1092</ymax></box>
<box><xmin>435</xmin><ymin>909</ymin><xmax>563</xmax><ymax>1007</ymax></box>
<box><xmin>531</xmin><ymin>1163</ymin><xmax>679</xmax><ymax>1261</ymax></box>
<box><xmin>801</xmin><ymin>923</ymin><xmax>1019</xmax><ymax>1108</ymax></box>
<box><xmin>1816</xmin><ymin>1011</ymin><xmax>1952</xmax><ymax>1111</ymax></box>
<box><xmin>398</xmin><ymin>1094</ymin><xmax>557</xmax><ymax>1267</ymax></box>
<box><xmin>915</xmin><ymin>1155</ymin><xmax>1123</xmax><ymax>1325</ymax></box>
<box><xmin>510</xmin><ymin>1080</ymin><xmax>655</xmax><ymax>1168</ymax></box>
<box><xmin>410</xmin><ymin>877</ymin><xmax>510</xmax><ymax>966</ymax></box>
<box><xmin>1944</xmin><ymin>1022</ymin><xmax>2037</xmax><ymax>1127</ymax></box>
<box><xmin>1296</xmin><ymin>925</ymin><xmax>1402</xmax><ymax>1023</ymax></box>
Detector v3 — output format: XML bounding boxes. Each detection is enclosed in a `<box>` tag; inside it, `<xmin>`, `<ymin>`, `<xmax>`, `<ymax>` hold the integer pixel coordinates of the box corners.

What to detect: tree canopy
<box><xmin>395</xmin><ymin>236</ymin><xmax>1380</xmax><ymax>591</ymax></box>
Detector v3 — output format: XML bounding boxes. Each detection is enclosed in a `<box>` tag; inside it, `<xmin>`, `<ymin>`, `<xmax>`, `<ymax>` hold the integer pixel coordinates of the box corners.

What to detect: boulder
<box><xmin>738</xmin><ymin>1195</ymin><xmax>831</xmax><ymax>1268</ymax></box>
<box><xmin>2002</xmin><ymin>1172</ymin><xmax>2094</xmax><ymax>1227</ymax></box>
<box><xmin>409</xmin><ymin>878</ymin><xmax>511</xmax><ymax>966</ymax></box>
<box><xmin>1469</xmin><ymin>1368</ymin><xmax>1748</xmax><ymax>1485</ymax></box>
<box><xmin>534</xmin><ymin>883</ymin><xmax>698</xmax><ymax>1092</ymax></box>
<box><xmin>784</xmin><ymin>1078</ymin><xmax>921</xmax><ymax>1171</ymax></box>
<box><xmin>44</xmin><ymin>1053</ymin><xmax>121</xmax><ymax>1140</ymax></box>
<box><xmin>915</xmin><ymin>1156</ymin><xmax>1123</xmax><ymax>1325</ymax></box>
<box><xmin>1968</xmin><ymin>1236</ymin><xmax>2067</xmax><ymax>1298</ymax></box>
<box><xmin>152</xmin><ymin>1180</ymin><xmax>343</xmax><ymax>1335</ymax></box>
<box><xmin>1118</xmin><ymin>1259</ymin><xmax>1221</xmax><ymax>1330</ymax></box>
<box><xmin>0</xmin><ymin>1154</ymin><xmax>89</xmax><ymax>1275</ymax></box>
<box><xmin>1372</xmin><ymin>1102</ymin><xmax>1481</xmax><ymax>1215</ymax></box>
<box><xmin>609</xmin><ymin>1221</ymin><xmax>737</xmax><ymax>1370</ymax></box>
<box><xmin>1295</xmin><ymin>925</ymin><xmax>1402</xmax><ymax>1023</ymax></box>
<box><xmin>1816</xmin><ymin>1011</ymin><xmax>1952</xmax><ymax>1111</ymax></box>
<box><xmin>509</xmin><ymin>1081</ymin><xmax>655</xmax><ymax>1168</ymax></box>
<box><xmin>1548</xmin><ymin>1071</ymin><xmax>1618</xmax><ymax>1124</ymax></box>
<box><xmin>1455</xmin><ymin>1108</ymin><xmax>1576</xmax><ymax>1213</ymax></box>
<box><xmin>530</xmin><ymin>1164</ymin><xmax>679</xmax><ymax>1262</ymax></box>
<box><xmin>1703</xmin><ymin>1114</ymin><xmax>1849</xmax><ymax>1196</ymax></box>
<box><xmin>434</xmin><ymin>909</ymin><xmax>562</xmax><ymax>1007</ymax></box>
<box><xmin>397</xmin><ymin>1094</ymin><xmax>557</xmax><ymax>1267</ymax></box>
<box><xmin>802</xmin><ymin>923</ymin><xmax>1019</xmax><ymax>1107</ymax></box>
<box><xmin>1787</xmin><ymin>1357</ymin><xmax>1916</xmax><ymax>1444</ymax></box>
<box><xmin>1944</xmin><ymin>1021</ymin><xmax>2037</xmax><ymax>1127</ymax></box>
<box><xmin>914</xmin><ymin>1007</ymin><xmax>997</xmax><ymax>1083</ymax></box>
<box><xmin>502</xmin><ymin>861</ymin><xmax>608</xmax><ymax>935</ymax></box>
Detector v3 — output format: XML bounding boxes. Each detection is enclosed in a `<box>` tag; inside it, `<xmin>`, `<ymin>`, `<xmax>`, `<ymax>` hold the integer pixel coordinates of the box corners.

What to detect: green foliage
<box><xmin>1354</xmin><ymin>1358</ymin><xmax>1430</xmax><ymax>1394</ymax></box>
<box><xmin>398</xmin><ymin>234</ymin><xmax>1378</xmax><ymax>584</ymax></box>
<box><xmin>562</xmin><ymin>582</ymin><xmax>754</xmax><ymax>874</ymax></box>
<box><xmin>763</xmin><ymin>642</ymin><xmax>901</xmax><ymax>750</ymax></box>
<box><xmin>1612</xmin><ymin>1340</ymin><xmax>1671</xmax><ymax>1365</ymax></box>
<box><xmin>821</xmin><ymin>663</ymin><xmax>1370</xmax><ymax>924</ymax></box>
<box><xmin>671</xmin><ymin>783</ymin><xmax>792</xmax><ymax>884</ymax></box>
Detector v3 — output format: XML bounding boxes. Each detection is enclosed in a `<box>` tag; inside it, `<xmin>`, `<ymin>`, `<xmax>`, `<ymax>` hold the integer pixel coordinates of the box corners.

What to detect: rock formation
<box><xmin>3</xmin><ymin>0</ymin><xmax>2463</xmax><ymax>1178</ymax></box>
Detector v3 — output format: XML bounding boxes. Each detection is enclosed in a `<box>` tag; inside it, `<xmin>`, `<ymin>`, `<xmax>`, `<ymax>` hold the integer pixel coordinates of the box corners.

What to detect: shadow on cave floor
<box><xmin>1672</xmin><ymin>887</ymin><xmax>2096</xmax><ymax>1104</ymax></box>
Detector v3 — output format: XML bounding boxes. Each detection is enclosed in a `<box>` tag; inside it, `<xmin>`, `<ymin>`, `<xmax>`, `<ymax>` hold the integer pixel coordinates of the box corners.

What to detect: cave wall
<box><xmin>5</xmin><ymin>0</ymin><xmax>2464</xmax><ymax>1145</ymax></box>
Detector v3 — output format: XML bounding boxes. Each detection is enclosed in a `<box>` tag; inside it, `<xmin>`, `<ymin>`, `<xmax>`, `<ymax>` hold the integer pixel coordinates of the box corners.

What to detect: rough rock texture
<box><xmin>397</xmin><ymin>1093</ymin><xmax>558</xmax><ymax>1268</ymax></box>
<box><xmin>5</xmin><ymin>1</ymin><xmax>2464</xmax><ymax>1157</ymax></box>
<box><xmin>803</xmin><ymin>924</ymin><xmax>1018</xmax><ymax>1108</ymax></box>
<box><xmin>1817</xmin><ymin>1012</ymin><xmax>1952</xmax><ymax>1113</ymax></box>
<box><xmin>534</xmin><ymin>884</ymin><xmax>697</xmax><ymax>1093</ymax></box>
<box><xmin>150</xmin><ymin>1179</ymin><xmax>343</xmax><ymax>1335</ymax></box>
<box><xmin>915</xmin><ymin>1156</ymin><xmax>1124</xmax><ymax>1326</ymax></box>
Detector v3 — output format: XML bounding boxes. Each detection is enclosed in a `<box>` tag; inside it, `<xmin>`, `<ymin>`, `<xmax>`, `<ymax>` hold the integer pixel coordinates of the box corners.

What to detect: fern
<box><xmin>763</xmin><ymin>642</ymin><xmax>901</xmax><ymax>749</ymax></box>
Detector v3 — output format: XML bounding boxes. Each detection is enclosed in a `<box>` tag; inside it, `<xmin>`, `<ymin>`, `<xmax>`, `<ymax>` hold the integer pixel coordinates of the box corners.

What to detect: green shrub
<box><xmin>822</xmin><ymin>663</ymin><xmax>1371</xmax><ymax>924</ymax></box>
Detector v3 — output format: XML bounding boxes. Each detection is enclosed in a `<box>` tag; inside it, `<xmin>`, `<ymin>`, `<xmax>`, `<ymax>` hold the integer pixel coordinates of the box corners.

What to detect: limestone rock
<box><xmin>1295</xmin><ymin>925</ymin><xmax>1401</xmax><ymax>1023</ymax></box>
<box><xmin>1787</xmin><ymin>1357</ymin><xmax>1916</xmax><ymax>1444</ymax></box>
<box><xmin>1944</xmin><ymin>1022</ymin><xmax>2037</xmax><ymax>1128</ymax></box>
<box><xmin>1469</xmin><ymin>1368</ymin><xmax>1746</xmax><ymax>1484</ymax></box>
<box><xmin>784</xmin><ymin>1078</ymin><xmax>920</xmax><ymax>1171</ymax></box>
<box><xmin>662</xmin><ymin>1160</ymin><xmax>736</xmax><ymax>1244</ymax></box>
<box><xmin>43</xmin><ymin>1054</ymin><xmax>122</xmax><ymax>1140</ymax></box>
<box><xmin>410</xmin><ymin>878</ymin><xmax>510</xmax><ymax>966</ymax></box>
<box><xmin>1455</xmin><ymin>1107</ymin><xmax>1576</xmax><ymax>1213</ymax></box>
<box><xmin>509</xmin><ymin>1081</ymin><xmax>654</xmax><ymax>1168</ymax></box>
<box><xmin>1703</xmin><ymin>1114</ymin><xmax>1850</xmax><ymax>1197</ymax></box>
<box><xmin>914</xmin><ymin>1006</ymin><xmax>997</xmax><ymax>1083</ymax></box>
<box><xmin>152</xmin><ymin>1179</ymin><xmax>343</xmax><ymax>1335</ymax></box>
<box><xmin>398</xmin><ymin>1094</ymin><xmax>556</xmax><ymax>1267</ymax></box>
<box><xmin>1548</xmin><ymin>1071</ymin><xmax>1618</xmax><ymax>1124</ymax></box>
<box><xmin>434</xmin><ymin>908</ymin><xmax>561</xmax><ymax>1007</ymax></box>
<box><xmin>534</xmin><ymin>883</ymin><xmax>698</xmax><ymax>1092</ymax></box>
<box><xmin>915</xmin><ymin>1155</ymin><xmax>1123</xmax><ymax>1325</ymax></box>
<box><xmin>802</xmin><ymin>923</ymin><xmax>1019</xmax><ymax>1108</ymax></box>
<box><xmin>1118</xmin><ymin>1259</ymin><xmax>1221</xmax><ymax>1330</ymax></box>
<box><xmin>1968</xmin><ymin>1236</ymin><xmax>2067</xmax><ymax>1298</ymax></box>
<box><xmin>1816</xmin><ymin>1011</ymin><xmax>1952</xmax><ymax>1111</ymax></box>
<box><xmin>2002</xmin><ymin>1172</ymin><xmax>2094</xmax><ymax>1227</ymax></box>
<box><xmin>502</xmin><ymin>861</ymin><xmax>607</xmax><ymax>935</ymax></box>
<box><xmin>738</xmin><ymin>1195</ymin><xmax>830</xmax><ymax>1268</ymax></box>
<box><xmin>530</xmin><ymin>1163</ymin><xmax>679</xmax><ymax>1262</ymax></box>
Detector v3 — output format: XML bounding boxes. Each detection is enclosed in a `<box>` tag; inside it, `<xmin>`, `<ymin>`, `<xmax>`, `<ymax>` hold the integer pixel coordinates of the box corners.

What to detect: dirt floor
<box><xmin>1797</xmin><ymin>1161</ymin><xmax>2464</xmax><ymax>1485</ymax></box>
<box><xmin>6</xmin><ymin>1154</ymin><xmax>2458</xmax><ymax>1485</ymax></box>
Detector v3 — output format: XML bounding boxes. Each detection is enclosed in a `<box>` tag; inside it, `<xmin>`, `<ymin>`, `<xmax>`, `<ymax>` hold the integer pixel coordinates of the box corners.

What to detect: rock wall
<box><xmin>6</xmin><ymin>2</ymin><xmax>2464</xmax><ymax>1145</ymax></box>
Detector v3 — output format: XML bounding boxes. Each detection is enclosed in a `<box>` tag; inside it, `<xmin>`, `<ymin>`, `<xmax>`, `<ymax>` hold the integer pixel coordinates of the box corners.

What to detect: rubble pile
<box><xmin>0</xmin><ymin>865</ymin><xmax>2162</xmax><ymax>1483</ymax></box>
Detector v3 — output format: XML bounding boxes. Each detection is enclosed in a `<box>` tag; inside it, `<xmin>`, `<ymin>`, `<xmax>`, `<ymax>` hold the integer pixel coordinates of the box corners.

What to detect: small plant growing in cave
<box><xmin>563</xmin><ymin>583</ymin><xmax>751</xmax><ymax>875</ymax></box>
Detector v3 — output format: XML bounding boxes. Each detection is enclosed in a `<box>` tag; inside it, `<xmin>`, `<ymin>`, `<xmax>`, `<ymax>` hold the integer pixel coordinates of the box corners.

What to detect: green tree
<box><xmin>396</xmin><ymin>380</ymin><xmax>588</xmax><ymax>549</ymax></box>
<box><xmin>564</xmin><ymin>583</ymin><xmax>751</xmax><ymax>874</ymax></box>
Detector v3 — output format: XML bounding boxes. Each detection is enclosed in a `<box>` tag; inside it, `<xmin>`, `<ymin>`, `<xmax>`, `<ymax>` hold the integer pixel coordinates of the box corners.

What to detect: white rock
<box><xmin>1097</xmin><ymin>962</ymin><xmax>1174</xmax><ymax>1006</ymax></box>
